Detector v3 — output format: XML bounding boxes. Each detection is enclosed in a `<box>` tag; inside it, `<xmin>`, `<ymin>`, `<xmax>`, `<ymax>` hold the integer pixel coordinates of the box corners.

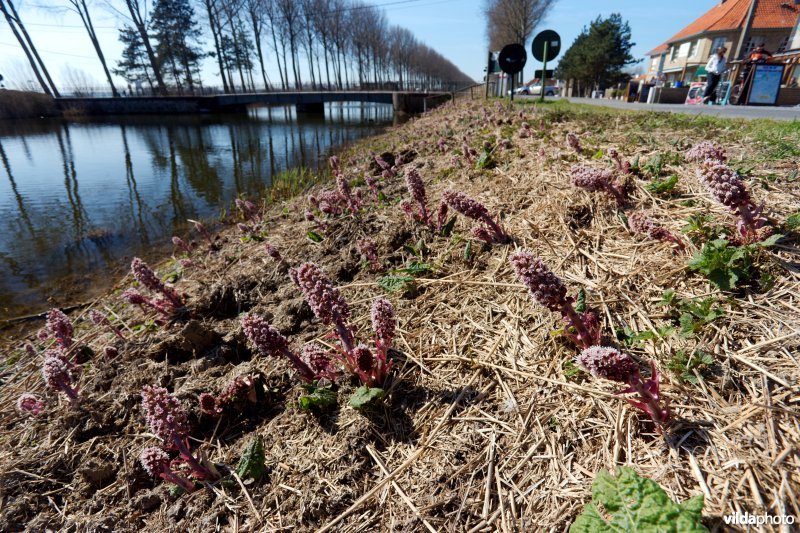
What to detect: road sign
<box><xmin>498</xmin><ymin>44</ymin><xmax>527</xmax><ymax>75</ymax></box>
<box><xmin>532</xmin><ymin>30</ymin><xmax>561</xmax><ymax>62</ymax></box>
<box><xmin>534</xmin><ymin>70</ymin><xmax>554</xmax><ymax>79</ymax></box>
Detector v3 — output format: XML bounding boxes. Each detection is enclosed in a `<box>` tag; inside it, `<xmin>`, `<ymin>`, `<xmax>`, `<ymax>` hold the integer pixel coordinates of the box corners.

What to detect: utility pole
<box><xmin>734</xmin><ymin>0</ymin><xmax>758</xmax><ymax>60</ymax></box>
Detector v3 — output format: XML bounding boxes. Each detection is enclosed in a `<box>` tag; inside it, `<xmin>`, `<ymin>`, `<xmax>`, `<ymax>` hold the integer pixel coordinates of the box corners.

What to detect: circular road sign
<box><xmin>498</xmin><ymin>44</ymin><xmax>527</xmax><ymax>75</ymax></box>
<box><xmin>532</xmin><ymin>30</ymin><xmax>561</xmax><ymax>62</ymax></box>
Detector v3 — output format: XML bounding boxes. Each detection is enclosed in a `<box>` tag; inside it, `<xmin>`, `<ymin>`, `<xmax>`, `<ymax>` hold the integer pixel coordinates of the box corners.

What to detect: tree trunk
<box><xmin>204</xmin><ymin>0</ymin><xmax>229</xmax><ymax>93</ymax></box>
<box><xmin>4</xmin><ymin>0</ymin><xmax>60</xmax><ymax>96</ymax></box>
<box><xmin>0</xmin><ymin>0</ymin><xmax>51</xmax><ymax>95</ymax></box>
<box><xmin>74</xmin><ymin>0</ymin><xmax>118</xmax><ymax>97</ymax></box>
<box><xmin>125</xmin><ymin>0</ymin><xmax>166</xmax><ymax>95</ymax></box>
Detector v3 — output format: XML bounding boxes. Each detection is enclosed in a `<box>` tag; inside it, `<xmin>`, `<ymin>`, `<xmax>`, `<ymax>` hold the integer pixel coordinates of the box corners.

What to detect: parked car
<box><xmin>513</xmin><ymin>84</ymin><xmax>558</xmax><ymax>96</ymax></box>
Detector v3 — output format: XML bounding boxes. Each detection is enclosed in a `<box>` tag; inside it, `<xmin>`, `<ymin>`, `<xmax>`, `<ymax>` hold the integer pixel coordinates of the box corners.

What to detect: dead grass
<box><xmin>0</xmin><ymin>90</ymin><xmax>57</xmax><ymax>120</ymax></box>
<box><xmin>1</xmin><ymin>99</ymin><xmax>798</xmax><ymax>531</ymax></box>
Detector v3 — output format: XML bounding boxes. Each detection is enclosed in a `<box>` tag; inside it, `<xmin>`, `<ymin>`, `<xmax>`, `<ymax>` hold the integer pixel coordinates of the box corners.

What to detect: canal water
<box><xmin>0</xmin><ymin>103</ymin><xmax>393</xmax><ymax>321</ymax></box>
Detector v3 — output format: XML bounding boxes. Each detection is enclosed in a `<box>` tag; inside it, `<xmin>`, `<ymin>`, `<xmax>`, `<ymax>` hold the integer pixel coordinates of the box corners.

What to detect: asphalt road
<box><xmin>530</xmin><ymin>96</ymin><xmax>800</xmax><ymax>122</ymax></box>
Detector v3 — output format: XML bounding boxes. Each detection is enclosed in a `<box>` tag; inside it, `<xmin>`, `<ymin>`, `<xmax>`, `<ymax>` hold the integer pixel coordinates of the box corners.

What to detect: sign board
<box><xmin>532</xmin><ymin>30</ymin><xmax>561</xmax><ymax>62</ymax></box>
<box><xmin>746</xmin><ymin>63</ymin><xmax>784</xmax><ymax>105</ymax></box>
<box><xmin>487</xmin><ymin>52</ymin><xmax>500</xmax><ymax>74</ymax></box>
<box><xmin>534</xmin><ymin>70</ymin><xmax>554</xmax><ymax>79</ymax></box>
<box><xmin>498</xmin><ymin>44</ymin><xmax>527</xmax><ymax>75</ymax></box>
<box><xmin>685</xmin><ymin>82</ymin><xmax>706</xmax><ymax>105</ymax></box>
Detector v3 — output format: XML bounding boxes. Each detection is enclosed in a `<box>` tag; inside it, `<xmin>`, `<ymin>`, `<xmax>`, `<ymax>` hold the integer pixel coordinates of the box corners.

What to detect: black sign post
<box><xmin>531</xmin><ymin>30</ymin><xmax>561</xmax><ymax>102</ymax></box>
<box><xmin>498</xmin><ymin>43</ymin><xmax>527</xmax><ymax>102</ymax></box>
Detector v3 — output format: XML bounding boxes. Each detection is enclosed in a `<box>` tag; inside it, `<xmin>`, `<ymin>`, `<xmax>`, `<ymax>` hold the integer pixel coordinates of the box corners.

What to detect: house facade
<box><xmin>646</xmin><ymin>0</ymin><xmax>799</xmax><ymax>85</ymax></box>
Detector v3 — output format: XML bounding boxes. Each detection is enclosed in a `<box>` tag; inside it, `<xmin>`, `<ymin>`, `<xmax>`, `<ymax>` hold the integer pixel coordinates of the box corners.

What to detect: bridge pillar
<box><xmin>392</xmin><ymin>92</ymin><xmax>451</xmax><ymax>116</ymax></box>
<box><xmin>296</xmin><ymin>102</ymin><xmax>325</xmax><ymax>114</ymax></box>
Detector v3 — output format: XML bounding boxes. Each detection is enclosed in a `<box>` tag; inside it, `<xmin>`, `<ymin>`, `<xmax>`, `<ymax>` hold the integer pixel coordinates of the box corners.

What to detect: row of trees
<box><xmin>0</xmin><ymin>0</ymin><xmax>473</xmax><ymax>97</ymax></box>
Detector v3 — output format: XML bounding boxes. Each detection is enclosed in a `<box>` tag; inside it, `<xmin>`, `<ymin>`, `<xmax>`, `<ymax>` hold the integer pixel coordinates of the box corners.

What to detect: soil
<box><xmin>1</xmin><ymin>98</ymin><xmax>799</xmax><ymax>532</ymax></box>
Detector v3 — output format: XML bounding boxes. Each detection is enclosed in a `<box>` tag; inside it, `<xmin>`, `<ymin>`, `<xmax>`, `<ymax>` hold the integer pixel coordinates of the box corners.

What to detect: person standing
<box><xmin>703</xmin><ymin>46</ymin><xmax>727</xmax><ymax>104</ymax></box>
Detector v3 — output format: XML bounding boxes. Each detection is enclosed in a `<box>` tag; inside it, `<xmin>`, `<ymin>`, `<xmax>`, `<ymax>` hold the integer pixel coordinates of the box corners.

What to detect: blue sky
<box><xmin>0</xmin><ymin>0</ymin><xmax>719</xmax><ymax>89</ymax></box>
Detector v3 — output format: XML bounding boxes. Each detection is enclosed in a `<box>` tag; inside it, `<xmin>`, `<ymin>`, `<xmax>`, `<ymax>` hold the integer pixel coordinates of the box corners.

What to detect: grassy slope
<box><xmin>1</xmin><ymin>99</ymin><xmax>798</xmax><ymax>531</ymax></box>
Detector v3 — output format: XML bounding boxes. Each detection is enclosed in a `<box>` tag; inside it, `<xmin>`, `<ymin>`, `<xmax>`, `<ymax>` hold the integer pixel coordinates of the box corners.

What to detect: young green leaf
<box><xmin>575</xmin><ymin>288</ymin><xmax>587</xmax><ymax>313</ymax></box>
<box><xmin>298</xmin><ymin>384</ymin><xmax>337</xmax><ymax>411</ymax></box>
<box><xmin>236</xmin><ymin>436</ymin><xmax>266</xmax><ymax>480</ymax></box>
<box><xmin>570</xmin><ymin>467</ymin><xmax>707</xmax><ymax>533</ymax></box>
<box><xmin>688</xmin><ymin>239</ymin><xmax>752</xmax><ymax>291</ymax></box>
<box><xmin>306</xmin><ymin>230</ymin><xmax>324</xmax><ymax>243</ymax></box>
<box><xmin>787</xmin><ymin>213</ymin><xmax>800</xmax><ymax>230</ymax></box>
<box><xmin>378</xmin><ymin>275</ymin><xmax>416</xmax><ymax>294</ymax></box>
<box><xmin>349</xmin><ymin>385</ymin><xmax>385</xmax><ymax>410</ymax></box>
<box><xmin>647</xmin><ymin>175</ymin><xmax>679</xmax><ymax>196</ymax></box>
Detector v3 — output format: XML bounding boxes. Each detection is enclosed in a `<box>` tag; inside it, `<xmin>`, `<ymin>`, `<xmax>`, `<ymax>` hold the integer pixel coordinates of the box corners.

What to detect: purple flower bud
<box><xmin>139</xmin><ymin>446</ymin><xmax>170</xmax><ymax>477</ymax></box>
<box><xmin>566</xmin><ymin>132</ymin><xmax>582</xmax><ymax>153</ymax></box>
<box><xmin>289</xmin><ymin>263</ymin><xmax>350</xmax><ymax>325</ymax></box>
<box><xmin>104</xmin><ymin>346</ymin><xmax>118</xmax><ymax>359</ymax></box>
<box><xmin>192</xmin><ymin>220</ymin><xmax>212</xmax><ymax>242</ymax></box>
<box><xmin>199</xmin><ymin>393</ymin><xmax>221</xmax><ymax>416</ymax></box>
<box><xmin>37</xmin><ymin>329</ymin><xmax>49</xmax><ymax>342</ymax></box>
<box><xmin>16</xmin><ymin>393</ymin><xmax>44</xmax><ymax>415</ymax></box>
<box><xmin>217</xmin><ymin>375</ymin><xmax>253</xmax><ymax>406</ymax></box>
<box><xmin>576</xmin><ymin>346</ymin><xmax>639</xmax><ymax>383</ymax></box>
<box><xmin>358</xmin><ymin>239</ymin><xmax>381</xmax><ymax>272</ymax></box>
<box><xmin>46</xmin><ymin>309</ymin><xmax>73</xmax><ymax>348</ymax></box>
<box><xmin>42</xmin><ymin>355</ymin><xmax>78</xmax><ymax>400</ymax></box>
<box><xmin>140</xmin><ymin>385</ymin><xmax>188</xmax><ymax>442</ymax></box>
<box><xmin>89</xmin><ymin>310</ymin><xmax>106</xmax><ymax>326</ymax></box>
<box><xmin>301</xmin><ymin>343</ymin><xmax>340</xmax><ymax>380</ymax></box>
<box><xmin>436</xmin><ymin>201</ymin><xmax>449</xmax><ymax>233</ymax></box>
<box><xmin>131</xmin><ymin>257</ymin><xmax>183</xmax><ymax>309</ymax></box>
<box><xmin>264</xmin><ymin>243</ymin><xmax>284</xmax><ymax>263</ymax></box>
<box><xmin>371</xmin><ymin>298</ymin><xmax>395</xmax><ymax>348</ymax></box>
<box><xmin>353</xmin><ymin>344</ymin><xmax>374</xmax><ymax>374</ymax></box>
<box><xmin>399</xmin><ymin>200</ymin><xmax>414</xmax><ymax>219</ymax></box>
<box><xmin>686</xmin><ymin>141</ymin><xmax>727</xmax><ymax>163</ymax></box>
<box><xmin>24</xmin><ymin>343</ymin><xmax>37</xmax><ymax>358</ymax></box>
<box><xmin>329</xmin><ymin>155</ymin><xmax>340</xmax><ymax>173</ymax></box>
<box><xmin>443</xmin><ymin>189</ymin><xmax>491</xmax><ymax>222</ymax></box>
<box><xmin>241</xmin><ymin>314</ymin><xmax>289</xmax><ymax>355</ymax></box>
<box><xmin>172</xmin><ymin>236</ymin><xmax>192</xmax><ymax>253</ymax></box>
<box><xmin>570</xmin><ymin>166</ymin><xmax>625</xmax><ymax>206</ymax></box>
<box><xmin>122</xmin><ymin>288</ymin><xmax>147</xmax><ymax>305</ymax></box>
<box><xmin>509</xmin><ymin>251</ymin><xmax>568</xmax><ymax>312</ymax></box>
<box><xmin>697</xmin><ymin>160</ymin><xmax>750</xmax><ymax>210</ymax></box>
<box><xmin>404</xmin><ymin>167</ymin><xmax>430</xmax><ymax>224</ymax></box>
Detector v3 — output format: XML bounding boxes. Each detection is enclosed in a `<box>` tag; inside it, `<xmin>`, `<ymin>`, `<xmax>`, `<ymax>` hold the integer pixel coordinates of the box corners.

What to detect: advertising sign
<box><xmin>746</xmin><ymin>64</ymin><xmax>785</xmax><ymax>106</ymax></box>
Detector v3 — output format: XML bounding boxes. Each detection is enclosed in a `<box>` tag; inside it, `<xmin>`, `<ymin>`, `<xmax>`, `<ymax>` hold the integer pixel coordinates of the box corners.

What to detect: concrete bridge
<box><xmin>55</xmin><ymin>91</ymin><xmax>451</xmax><ymax>117</ymax></box>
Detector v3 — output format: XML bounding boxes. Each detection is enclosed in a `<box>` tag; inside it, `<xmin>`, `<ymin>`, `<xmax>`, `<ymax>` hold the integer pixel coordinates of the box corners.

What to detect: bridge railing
<box><xmin>55</xmin><ymin>81</ymin><xmax>473</xmax><ymax>99</ymax></box>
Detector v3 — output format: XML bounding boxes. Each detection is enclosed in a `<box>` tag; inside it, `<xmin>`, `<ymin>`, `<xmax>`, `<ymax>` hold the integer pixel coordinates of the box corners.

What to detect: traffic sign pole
<box><xmin>539</xmin><ymin>41</ymin><xmax>549</xmax><ymax>103</ymax></box>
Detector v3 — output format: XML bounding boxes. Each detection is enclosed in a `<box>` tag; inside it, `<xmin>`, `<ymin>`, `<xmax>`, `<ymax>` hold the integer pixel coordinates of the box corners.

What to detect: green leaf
<box><xmin>298</xmin><ymin>384</ymin><xmax>337</xmax><ymax>411</ymax></box>
<box><xmin>646</xmin><ymin>175</ymin><xmax>679</xmax><ymax>195</ymax></box>
<box><xmin>570</xmin><ymin>467</ymin><xmax>707</xmax><ymax>533</ymax></box>
<box><xmin>306</xmin><ymin>230</ymin><xmax>324</xmax><ymax>243</ymax></box>
<box><xmin>756</xmin><ymin>233</ymin><xmax>783</xmax><ymax>247</ymax></box>
<box><xmin>659</xmin><ymin>289</ymin><xmax>676</xmax><ymax>306</ymax></box>
<box><xmin>396</xmin><ymin>261</ymin><xmax>433</xmax><ymax>276</ymax></box>
<box><xmin>688</xmin><ymin>239</ymin><xmax>752</xmax><ymax>291</ymax></box>
<box><xmin>348</xmin><ymin>386</ymin><xmax>385</xmax><ymax>410</ymax></box>
<box><xmin>378</xmin><ymin>275</ymin><xmax>415</xmax><ymax>294</ymax></box>
<box><xmin>575</xmin><ymin>288</ymin><xmax>587</xmax><ymax>313</ymax></box>
<box><xmin>464</xmin><ymin>240</ymin><xmax>472</xmax><ymax>261</ymax></box>
<box><xmin>475</xmin><ymin>150</ymin><xmax>495</xmax><ymax>170</ymax></box>
<box><xmin>787</xmin><ymin>213</ymin><xmax>800</xmax><ymax>230</ymax></box>
<box><xmin>441</xmin><ymin>215</ymin><xmax>457</xmax><ymax>237</ymax></box>
<box><xmin>236</xmin><ymin>436</ymin><xmax>266</xmax><ymax>480</ymax></box>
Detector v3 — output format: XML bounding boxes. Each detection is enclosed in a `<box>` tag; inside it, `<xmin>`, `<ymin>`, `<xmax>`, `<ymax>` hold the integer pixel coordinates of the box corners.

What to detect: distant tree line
<box><xmin>0</xmin><ymin>0</ymin><xmax>474</xmax><ymax>97</ymax></box>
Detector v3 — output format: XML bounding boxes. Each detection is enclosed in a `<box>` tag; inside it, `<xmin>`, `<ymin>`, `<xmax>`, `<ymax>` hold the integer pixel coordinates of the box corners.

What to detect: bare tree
<box><xmin>245</xmin><ymin>0</ymin><xmax>271</xmax><ymax>90</ymax></box>
<box><xmin>199</xmin><ymin>0</ymin><xmax>231</xmax><ymax>92</ymax></box>
<box><xmin>484</xmin><ymin>0</ymin><xmax>555</xmax><ymax>49</ymax></box>
<box><xmin>65</xmin><ymin>0</ymin><xmax>120</xmax><ymax>96</ymax></box>
<box><xmin>117</xmin><ymin>0</ymin><xmax>168</xmax><ymax>94</ymax></box>
<box><xmin>0</xmin><ymin>0</ymin><xmax>60</xmax><ymax>96</ymax></box>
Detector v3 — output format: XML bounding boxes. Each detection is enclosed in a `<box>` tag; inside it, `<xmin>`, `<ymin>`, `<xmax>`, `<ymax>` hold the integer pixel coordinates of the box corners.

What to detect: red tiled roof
<box><xmin>646</xmin><ymin>0</ymin><xmax>799</xmax><ymax>56</ymax></box>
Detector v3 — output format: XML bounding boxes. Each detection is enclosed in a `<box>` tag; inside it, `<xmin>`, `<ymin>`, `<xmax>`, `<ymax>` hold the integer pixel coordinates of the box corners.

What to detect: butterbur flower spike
<box><xmin>358</xmin><ymin>239</ymin><xmax>382</xmax><ymax>272</ymax></box>
<box><xmin>510</xmin><ymin>251</ymin><xmax>600</xmax><ymax>348</ymax></box>
<box><xmin>46</xmin><ymin>308</ymin><xmax>73</xmax><ymax>349</ymax></box>
<box><xmin>17</xmin><ymin>393</ymin><xmax>45</xmax><ymax>416</ymax></box>
<box><xmin>404</xmin><ymin>167</ymin><xmax>430</xmax><ymax>225</ymax></box>
<box><xmin>290</xmin><ymin>262</ymin><xmax>355</xmax><ymax>352</ymax></box>
<box><xmin>172</xmin><ymin>236</ymin><xmax>192</xmax><ymax>254</ymax></box>
<box><xmin>697</xmin><ymin>160</ymin><xmax>769</xmax><ymax>242</ymax></box>
<box><xmin>443</xmin><ymin>189</ymin><xmax>509</xmax><ymax>244</ymax></box>
<box><xmin>685</xmin><ymin>141</ymin><xmax>726</xmax><ymax>163</ymax></box>
<box><xmin>140</xmin><ymin>385</ymin><xmax>215</xmax><ymax>480</ymax></box>
<box><xmin>131</xmin><ymin>257</ymin><xmax>183</xmax><ymax>309</ymax></box>
<box><xmin>577</xmin><ymin>347</ymin><xmax>670</xmax><ymax>429</ymax></box>
<box><xmin>42</xmin><ymin>355</ymin><xmax>78</xmax><ymax>401</ymax></box>
<box><xmin>570</xmin><ymin>166</ymin><xmax>626</xmax><ymax>207</ymax></box>
<box><xmin>628</xmin><ymin>212</ymin><xmax>686</xmax><ymax>250</ymax></box>
<box><xmin>301</xmin><ymin>343</ymin><xmax>341</xmax><ymax>381</ymax></box>
<box><xmin>89</xmin><ymin>310</ymin><xmax>126</xmax><ymax>339</ymax></box>
<box><xmin>139</xmin><ymin>447</ymin><xmax>196</xmax><ymax>493</ymax></box>
<box><xmin>566</xmin><ymin>132</ymin><xmax>582</xmax><ymax>153</ymax></box>
<box><xmin>242</xmin><ymin>314</ymin><xmax>316</xmax><ymax>382</ymax></box>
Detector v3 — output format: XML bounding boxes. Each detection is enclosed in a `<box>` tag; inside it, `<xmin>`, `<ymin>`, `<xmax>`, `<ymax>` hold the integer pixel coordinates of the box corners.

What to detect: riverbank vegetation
<box><xmin>1</xmin><ymin>100</ymin><xmax>798</xmax><ymax>530</ymax></box>
<box><xmin>0</xmin><ymin>89</ymin><xmax>57</xmax><ymax>119</ymax></box>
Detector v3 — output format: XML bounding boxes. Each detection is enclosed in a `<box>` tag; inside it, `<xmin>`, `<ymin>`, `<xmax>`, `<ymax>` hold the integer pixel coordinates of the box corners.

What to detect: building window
<box><xmin>670</xmin><ymin>46</ymin><xmax>677</xmax><ymax>61</ymax></box>
<box><xmin>710</xmin><ymin>36</ymin><xmax>726</xmax><ymax>56</ymax></box>
<box><xmin>777</xmin><ymin>36</ymin><xmax>789</xmax><ymax>53</ymax></box>
<box><xmin>743</xmin><ymin>36</ymin><xmax>766</xmax><ymax>55</ymax></box>
<box><xmin>689</xmin><ymin>40</ymin><xmax>698</xmax><ymax>57</ymax></box>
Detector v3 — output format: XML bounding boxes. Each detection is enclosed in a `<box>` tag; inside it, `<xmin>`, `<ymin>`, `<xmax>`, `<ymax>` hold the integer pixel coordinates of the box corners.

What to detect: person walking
<box><xmin>702</xmin><ymin>46</ymin><xmax>727</xmax><ymax>104</ymax></box>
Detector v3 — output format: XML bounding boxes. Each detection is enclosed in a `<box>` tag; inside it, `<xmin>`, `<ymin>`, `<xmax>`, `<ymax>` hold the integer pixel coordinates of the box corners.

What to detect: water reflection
<box><xmin>0</xmin><ymin>103</ymin><xmax>392</xmax><ymax>319</ymax></box>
